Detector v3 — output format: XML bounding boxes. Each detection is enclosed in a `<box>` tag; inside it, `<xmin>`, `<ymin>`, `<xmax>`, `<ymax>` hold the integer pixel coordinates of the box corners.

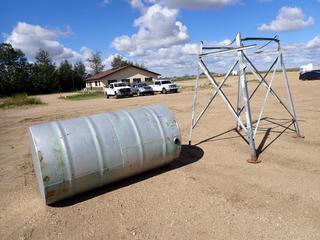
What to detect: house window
<box><xmin>107</xmin><ymin>80</ymin><xmax>117</xmax><ymax>86</ymax></box>
<box><xmin>145</xmin><ymin>77</ymin><xmax>152</xmax><ymax>82</ymax></box>
<box><xmin>121</xmin><ymin>79</ymin><xmax>130</xmax><ymax>85</ymax></box>
<box><xmin>95</xmin><ymin>81</ymin><xmax>98</xmax><ymax>86</ymax></box>
<box><xmin>133</xmin><ymin>78</ymin><xmax>141</xmax><ymax>83</ymax></box>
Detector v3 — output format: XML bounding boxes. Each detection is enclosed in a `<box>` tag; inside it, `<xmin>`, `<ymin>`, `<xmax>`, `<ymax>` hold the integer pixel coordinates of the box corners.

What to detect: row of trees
<box><xmin>0</xmin><ymin>43</ymin><xmax>148</xmax><ymax>97</ymax></box>
<box><xmin>0</xmin><ymin>43</ymin><xmax>87</xmax><ymax>97</ymax></box>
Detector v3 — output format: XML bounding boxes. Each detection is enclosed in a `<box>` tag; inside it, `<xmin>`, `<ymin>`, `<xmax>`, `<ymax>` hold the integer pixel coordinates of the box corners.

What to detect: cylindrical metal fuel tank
<box><xmin>29</xmin><ymin>105</ymin><xmax>181</xmax><ymax>204</ymax></box>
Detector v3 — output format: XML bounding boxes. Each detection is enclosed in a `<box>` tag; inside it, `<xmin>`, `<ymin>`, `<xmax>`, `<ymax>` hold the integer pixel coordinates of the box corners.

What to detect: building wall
<box><xmin>85</xmin><ymin>80</ymin><xmax>103</xmax><ymax>90</ymax></box>
<box><xmin>86</xmin><ymin>66</ymin><xmax>159</xmax><ymax>90</ymax></box>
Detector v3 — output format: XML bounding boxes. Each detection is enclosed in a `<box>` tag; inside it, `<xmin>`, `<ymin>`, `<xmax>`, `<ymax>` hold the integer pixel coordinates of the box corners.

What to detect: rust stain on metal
<box><xmin>43</xmin><ymin>176</ymin><xmax>50</xmax><ymax>182</ymax></box>
<box><xmin>37</xmin><ymin>150</ymin><xmax>44</xmax><ymax>162</ymax></box>
<box><xmin>47</xmin><ymin>190</ymin><xmax>55</xmax><ymax>198</ymax></box>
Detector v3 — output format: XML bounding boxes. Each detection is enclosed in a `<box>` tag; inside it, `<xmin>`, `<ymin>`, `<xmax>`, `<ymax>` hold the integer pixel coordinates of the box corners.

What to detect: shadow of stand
<box><xmin>255</xmin><ymin>119</ymin><xmax>295</xmax><ymax>156</ymax></box>
<box><xmin>51</xmin><ymin>145</ymin><xmax>204</xmax><ymax>207</ymax></box>
<box><xmin>194</xmin><ymin>117</ymin><xmax>298</xmax><ymax>160</ymax></box>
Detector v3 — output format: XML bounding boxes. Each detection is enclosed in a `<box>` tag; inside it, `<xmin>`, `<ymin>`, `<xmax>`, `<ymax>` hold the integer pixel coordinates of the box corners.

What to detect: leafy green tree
<box><xmin>134</xmin><ymin>61</ymin><xmax>147</xmax><ymax>70</ymax></box>
<box><xmin>73</xmin><ymin>61</ymin><xmax>86</xmax><ymax>90</ymax></box>
<box><xmin>56</xmin><ymin>60</ymin><xmax>74</xmax><ymax>92</ymax></box>
<box><xmin>31</xmin><ymin>49</ymin><xmax>58</xmax><ymax>94</ymax></box>
<box><xmin>87</xmin><ymin>51</ymin><xmax>104</xmax><ymax>74</ymax></box>
<box><xmin>0</xmin><ymin>44</ymin><xmax>88</xmax><ymax>95</ymax></box>
<box><xmin>111</xmin><ymin>55</ymin><xmax>129</xmax><ymax>69</ymax></box>
<box><xmin>35</xmin><ymin>49</ymin><xmax>51</xmax><ymax>65</ymax></box>
<box><xmin>111</xmin><ymin>55</ymin><xmax>148</xmax><ymax>70</ymax></box>
<box><xmin>0</xmin><ymin>43</ymin><xmax>29</xmax><ymax>96</ymax></box>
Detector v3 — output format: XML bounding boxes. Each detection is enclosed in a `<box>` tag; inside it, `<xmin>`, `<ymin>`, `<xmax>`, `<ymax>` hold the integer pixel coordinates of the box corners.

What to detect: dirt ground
<box><xmin>0</xmin><ymin>72</ymin><xmax>320</xmax><ymax>239</ymax></box>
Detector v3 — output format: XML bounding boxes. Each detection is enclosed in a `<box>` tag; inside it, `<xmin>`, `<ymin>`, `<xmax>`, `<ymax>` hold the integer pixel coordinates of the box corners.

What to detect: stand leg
<box><xmin>236</xmin><ymin>75</ymin><xmax>242</xmax><ymax>130</ymax></box>
<box><xmin>279</xmin><ymin>47</ymin><xmax>303</xmax><ymax>138</ymax></box>
<box><xmin>236</xmin><ymin>33</ymin><xmax>260</xmax><ymax>163</ymax></box>
<box><xmin>188</xmin><ymin>61</ymin><xmax>201</xmax><ymax>146</ymax></box>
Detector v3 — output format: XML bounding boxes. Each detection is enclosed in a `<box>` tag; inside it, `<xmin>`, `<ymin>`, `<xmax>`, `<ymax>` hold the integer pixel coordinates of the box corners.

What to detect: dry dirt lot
<box><xmin>0</xmin><ymin>72</ymin><xmax>320</xmax><ymax>239</ymax></box>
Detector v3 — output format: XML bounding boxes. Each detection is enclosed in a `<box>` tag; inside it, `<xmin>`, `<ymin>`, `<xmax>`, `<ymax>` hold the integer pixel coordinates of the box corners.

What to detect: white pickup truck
<box><xmin>104</xmin><ymin>82</ymin><xmax>133</xmax><ymax>98</ymax></box>
<box><xmin>150</xmin><ymin>79</ymin><xmax>178</xmax><ymax>94</ymax></box>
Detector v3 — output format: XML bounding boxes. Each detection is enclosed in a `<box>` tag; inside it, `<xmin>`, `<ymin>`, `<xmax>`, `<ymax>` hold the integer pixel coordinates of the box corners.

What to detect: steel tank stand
<box><xmin>188</xmin><ymin>32</ymin><xmax>302</xmax><ymax>163</ymax></box>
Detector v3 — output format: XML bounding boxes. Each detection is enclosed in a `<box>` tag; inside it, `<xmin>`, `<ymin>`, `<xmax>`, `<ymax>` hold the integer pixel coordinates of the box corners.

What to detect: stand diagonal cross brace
<box><xmin>192</xmin><ymin>59</ymin><xmax>239</xmax><ymax>129</ymax></box>
<box><xmin>236</xmin><ymin>55</ymin><xmax>279</xmax><ymax>118</ymax></box>
<box><xmin>188</xmin><ymin>32</ymin><xmax>302</xmax><ymax>163</ymax></box>
<box><xmin>243</xmin><ymin>53</ymin><xmax>297</xmax><ymax>121</ymax></box>
<box><xmin>198</xmin><ymin>59</ymin><xmax>247</xmax><ymax>131</ymax></box>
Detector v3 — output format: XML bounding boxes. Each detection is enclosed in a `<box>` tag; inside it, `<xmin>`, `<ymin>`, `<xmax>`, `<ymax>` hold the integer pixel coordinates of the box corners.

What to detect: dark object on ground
<box><xmin>299</xmin><ymin>70</ymin><xmax>320</xmax><ymax>80</ymax></box>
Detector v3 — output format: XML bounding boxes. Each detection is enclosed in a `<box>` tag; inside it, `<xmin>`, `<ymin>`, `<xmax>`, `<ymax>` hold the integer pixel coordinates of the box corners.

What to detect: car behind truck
<box><xmin>150</xmin><ymin>79</ymin><xmax>178</xmax><ymax>94</ymax></box>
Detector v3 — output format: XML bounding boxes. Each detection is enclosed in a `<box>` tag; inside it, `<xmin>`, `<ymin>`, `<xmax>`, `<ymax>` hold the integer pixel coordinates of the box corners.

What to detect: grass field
<box><xmin>0</xmin><ymin>94</ymin><xmax>43</xmax><ymax>109</ymax></box>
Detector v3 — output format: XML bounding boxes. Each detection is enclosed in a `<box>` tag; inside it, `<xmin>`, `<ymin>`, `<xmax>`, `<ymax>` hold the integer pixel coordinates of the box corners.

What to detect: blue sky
<box><xmin>1</xmin><ymin>0</ymin><xmax>319</xmax><ymax>76</ymax></box>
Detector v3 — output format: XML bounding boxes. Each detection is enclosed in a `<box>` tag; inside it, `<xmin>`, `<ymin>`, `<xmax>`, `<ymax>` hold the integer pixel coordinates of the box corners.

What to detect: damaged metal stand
<box><xmin>188</xmin><ymin>32</ymin><xmax>303</xmax><ymax>163</ymax></box>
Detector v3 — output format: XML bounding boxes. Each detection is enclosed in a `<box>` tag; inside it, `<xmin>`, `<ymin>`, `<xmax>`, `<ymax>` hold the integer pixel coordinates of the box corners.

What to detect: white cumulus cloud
<box><xmin>5</xmin><ymin>22</ymin><xmax>85</xmax><ymax>62</ymax></box>
<box><xmin>112</xmin><ymin>4</ymin><xmax>189</xmax><ymax>55</ymax></box>
<box><xmin>134</xmin><ymin>44</ymin><xmax>199</xmax><ymax>76</ymax></box>
<box><xmin>277</xmin><ymin>35</ymin><xmax>320</xmax><ymax>67</ymax></box>
<box><xmin>129</xmin><ymin>0</ymin><xmax>146</xmax><ymax>12</ymax></box>
<box><xmin>110</xmin><ymin>1</ymin><xmax>242</xmax><ymax>75</ymax></box>
<box><xmin>3</xmin><ymin>22</ymin><xmax>121</xmax><ymax>74</ymax></box>
<box><xmin>102</xmin><ymin>53</ymin><xmax>128</xmax><ymax>67</ymax></box>
<box><xmin>124</xmin><ymin>35</ymin><xmax>320</xmax><ymax>76</ymax></box>
<box><xmin>150</xmin><ymin>0</ymin><xmax>239</xmax><ymax>9</ymax></box>
<box><xmin>101</xmin><ymin>0</ymin><xmax>110</xmax><ymax>6</ymax></box>
<box><xmin>129</xmin><ymin>0</ymin><xmax>239</xmax><ymax>11</ymax></box>
<box><xmin>258</xmin><ymin>6</ymin><xmax>315</xmax><ymax>32</ymax></box>
<box><xmin>306</xmin><ymin>35</ymin><xmax>320</xmax><ymax>49</ymax></box>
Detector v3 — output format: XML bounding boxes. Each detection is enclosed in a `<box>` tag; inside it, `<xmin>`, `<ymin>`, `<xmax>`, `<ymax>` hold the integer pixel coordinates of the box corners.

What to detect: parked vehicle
<box><xmin>104</xmin><ymin>82</ymin><xmax>133</xmax><ymax>98</ymax></box>
<box><xmin>131</xmin><ymin>82</ymin><xmax>154</xmax><ymax>96</ymax></box>
<box><xmin>150</xmin><ymin>79</ymin><xmax>178</xmax><ymax>94</ymax></box>
<box><xmin>299</xmin><ymin>70</ymin><xmax>320</xmax><ymax>80</ymax></box>
<box><xmin>299</xmin><ymin>63</ymin><xmax>320</xmax><ymax>74</ymax></box>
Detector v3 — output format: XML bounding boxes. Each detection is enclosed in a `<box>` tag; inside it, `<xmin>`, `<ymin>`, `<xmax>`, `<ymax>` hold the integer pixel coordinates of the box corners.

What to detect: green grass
<box><xmin>0</xmin><ymin>94</ymin><xmax>43</xmax><ymax>109</ymax></box>
<box><xmin>66</xmin><ymin>91</ymin><xmax>104</xmax><ymax>100</ymax></box>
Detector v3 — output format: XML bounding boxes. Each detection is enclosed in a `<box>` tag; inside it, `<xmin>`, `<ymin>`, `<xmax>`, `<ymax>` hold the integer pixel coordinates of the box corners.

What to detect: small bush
<box><xmin>0</xmin><ymin>94</ymin><xmax>43</xmax><ymax>109</ymax></box>
<box><xmin>66</xmin><ymin>92</ymin><xmax>104</xmax><ymax>100</ymax></box>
